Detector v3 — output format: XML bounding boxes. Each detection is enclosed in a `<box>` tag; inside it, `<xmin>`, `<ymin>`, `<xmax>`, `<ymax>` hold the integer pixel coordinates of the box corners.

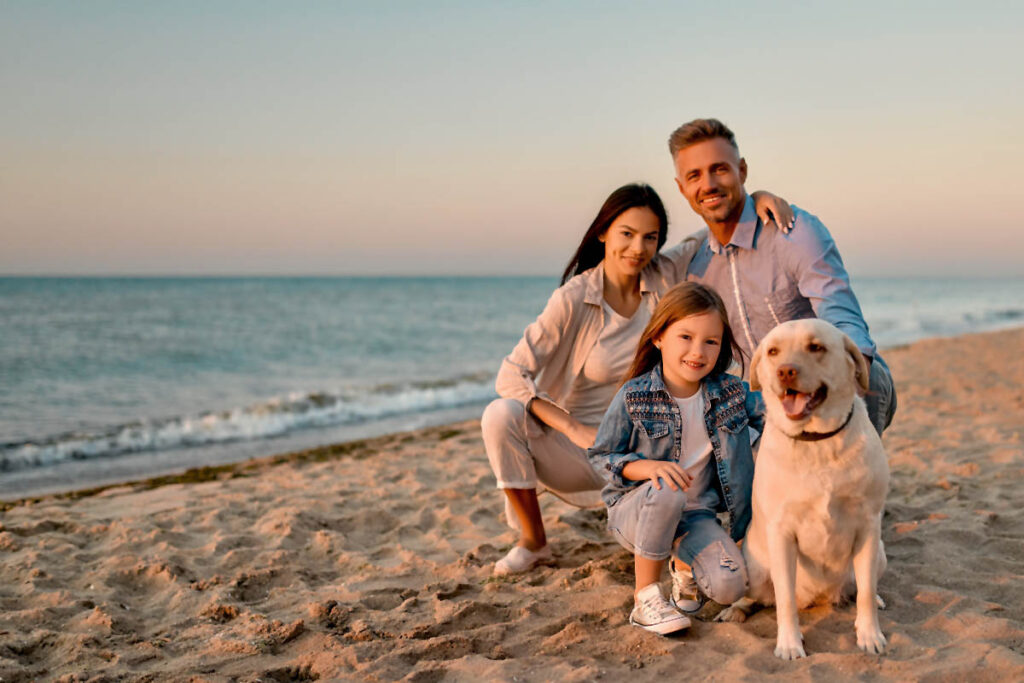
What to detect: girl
<box><xmin>482</xmin><ymin>185</ymin><xmax>789</xmax><ymax>577</ymax></box>
<box><xmin>587</xmin><ymin>282</ymin><xmax>763</xmax><ymax>634</ymax></box>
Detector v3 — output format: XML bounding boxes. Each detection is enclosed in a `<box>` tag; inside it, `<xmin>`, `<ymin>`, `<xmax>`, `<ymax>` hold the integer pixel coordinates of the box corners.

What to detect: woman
<box><xmin>481</xmin><ymin>183</ymin><xmax>791</xmax><ymax>576</ymax></box>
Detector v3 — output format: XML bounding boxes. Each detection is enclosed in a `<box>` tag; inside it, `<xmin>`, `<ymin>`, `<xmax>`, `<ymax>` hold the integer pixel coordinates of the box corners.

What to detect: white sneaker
<box><xmin>630</xmin><ymin>583</ymin><xmax>691</xmax><ymax>635</ymax></box>
<box><xmin>670</xmin><ymin>561</ymin><xmax>704</xmax><ymax>613</ymax></box>
<box><xmin>493</xmin><ymin>544</ymin><xmax>554</xmax><ymax>576</ymax></box>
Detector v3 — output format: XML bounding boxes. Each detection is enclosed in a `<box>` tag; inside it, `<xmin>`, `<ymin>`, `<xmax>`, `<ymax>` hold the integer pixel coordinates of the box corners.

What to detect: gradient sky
<box><xmin>2</xmin><ymin>1</ymin><xmax>1022</xmax><ymax>276</ymax></box>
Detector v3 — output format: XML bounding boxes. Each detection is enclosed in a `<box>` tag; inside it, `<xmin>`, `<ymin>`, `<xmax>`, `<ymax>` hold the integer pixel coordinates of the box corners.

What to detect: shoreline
<box><xmin>2</xmin><ymin>325</ymin><xmax>1019</xmax><ymax>507</ymax></box>
<box><xmin>0</xmin><ymin>327</ymin><xmax>1021</xmax><ymax>678</ymax></box>
<box><xmin>0</xmin><ymin>419</ymin><xmax>480</xmax><ymax>511</ymax></box>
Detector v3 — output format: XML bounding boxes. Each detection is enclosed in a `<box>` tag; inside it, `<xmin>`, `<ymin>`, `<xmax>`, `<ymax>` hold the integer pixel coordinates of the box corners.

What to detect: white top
<box><xmin>674</xmin><ymin>390</ymin><xmax>714</xmax><ymax>511</ymax></box>
<box><xmin>564</xmin><ymin>300</ymin><xmax>651</xmax><ymax>426</ymax></box>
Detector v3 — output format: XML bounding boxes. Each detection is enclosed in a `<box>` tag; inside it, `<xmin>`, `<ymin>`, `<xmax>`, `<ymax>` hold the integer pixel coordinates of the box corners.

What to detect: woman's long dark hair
<box><xmin>623</xmin><ymin>282</ymin><xmax>745</xmax><ymax>384</ymax></box>
<box><xmin>560</xmin><ymin>183</ymin><xmax>669</xmax><ymax>285</ymax></box>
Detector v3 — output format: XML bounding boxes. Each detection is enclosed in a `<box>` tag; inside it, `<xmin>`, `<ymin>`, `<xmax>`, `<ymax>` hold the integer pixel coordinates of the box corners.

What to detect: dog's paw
<box><xmin>856</xmin><ymin>623</ymin><xmax>887</xmax><ymax>654</ymax></box>
<box><xmin>715</xmin><ymin>605</ymin><xmax>749</xmax><ymax>623</ymax></box>
<box><xmin>774</xmin><ymin>631</ymin><xmax>806</xmax><ymax>660</ymax></box>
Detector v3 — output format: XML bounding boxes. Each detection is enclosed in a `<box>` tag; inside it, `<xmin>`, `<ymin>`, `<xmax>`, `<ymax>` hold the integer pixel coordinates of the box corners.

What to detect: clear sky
<box><xmin>2</xmin><ymin>1</ymin><xmax>1022</xmax><ymax>276</ymax></box>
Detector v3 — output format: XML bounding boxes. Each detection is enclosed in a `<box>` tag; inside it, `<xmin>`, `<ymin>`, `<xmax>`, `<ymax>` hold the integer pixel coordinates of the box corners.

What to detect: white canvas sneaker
<box><xmin>493</xmin><ymin>544</ymin><xmax>554</xmax><ymax>576</ymax></box>
<box><xmin>670</xmin><ymin>562</ymin><xmax>704</xmax><ymax>613</ymax></box>
<box><xmin>630</xmin><ymin>583</ymin><xmax>691</xmax><ymax>635</ymax></box>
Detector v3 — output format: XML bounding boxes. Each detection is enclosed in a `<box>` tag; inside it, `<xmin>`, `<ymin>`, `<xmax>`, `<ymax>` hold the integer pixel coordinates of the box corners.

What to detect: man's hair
<box><xmin>668</xmin><ymin>118</ymin><xmax>739</xmax><ymax>157</ymax></box>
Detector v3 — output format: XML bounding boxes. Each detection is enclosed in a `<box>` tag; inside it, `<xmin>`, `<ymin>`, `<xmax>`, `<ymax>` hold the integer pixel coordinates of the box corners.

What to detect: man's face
<box><xmin>673</xmin><ymin>137</ymin><xmax>748</xmax><ymax>226</ymax></box>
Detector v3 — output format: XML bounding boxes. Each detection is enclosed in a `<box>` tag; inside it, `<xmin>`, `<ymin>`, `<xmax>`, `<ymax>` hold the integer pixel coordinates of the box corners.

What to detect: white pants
<box><xmin>481</xmin><ymin>398</ymin><xmax>604</xmax><ymax>526</ymax></box>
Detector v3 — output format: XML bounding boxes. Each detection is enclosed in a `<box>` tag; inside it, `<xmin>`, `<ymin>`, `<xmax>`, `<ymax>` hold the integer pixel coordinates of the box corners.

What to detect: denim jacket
<box><xmin>587</xmin><ymin>364</ymin><xmax>764</xmax><ymax>542</ymax></box>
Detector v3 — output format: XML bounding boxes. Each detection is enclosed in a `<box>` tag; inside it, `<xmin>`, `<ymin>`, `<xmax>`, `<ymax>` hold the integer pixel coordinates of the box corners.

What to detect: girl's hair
<box><xmin>560</xmin><ymin>183</ymin><xmax>669</xmax><ymax>285</ymax></box>
<box><xmin>623</xmin><ymin>282</ymin><xmax>744</xmax><ymax>383</ymax></box>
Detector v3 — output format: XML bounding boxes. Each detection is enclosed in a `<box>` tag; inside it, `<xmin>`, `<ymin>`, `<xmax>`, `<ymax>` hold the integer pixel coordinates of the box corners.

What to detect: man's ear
<box><xmin>674</xmin><ymin>176</ymin><xmax>685</xmax><ymax>195</ymax></box>
<box><xmin>739</xmin><ymin>157</ymin><xmax>748</xmax><ymax>184</ymax></box>
<box><xmin>843</xmin><ymin>334</ymin><xmax>870</xmax><ymax>394</ymax></box>
<box><xmin>749</xmin><ymin>344</ymin><xmax>763</xmax><ymax>391</ymax></box>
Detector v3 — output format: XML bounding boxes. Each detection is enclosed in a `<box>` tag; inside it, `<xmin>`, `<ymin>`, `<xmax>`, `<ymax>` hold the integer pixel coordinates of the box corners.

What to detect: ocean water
<box><xmin>2</xmin><ymin>275</ymin><xmax>1023</xmax><ymax>498</ymax></box>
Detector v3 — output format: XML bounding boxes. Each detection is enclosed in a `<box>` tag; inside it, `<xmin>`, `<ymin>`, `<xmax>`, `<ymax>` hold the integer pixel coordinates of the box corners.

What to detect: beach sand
<box><xmin>1</xmin><ymin>329</ymin><xmax>1022</xmax><ymax>681</ymax></box>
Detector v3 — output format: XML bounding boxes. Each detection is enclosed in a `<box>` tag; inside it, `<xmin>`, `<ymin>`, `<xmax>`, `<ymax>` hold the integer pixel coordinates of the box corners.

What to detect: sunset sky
<box><xmin>2</xmin><ymin>1</ymin><xmax>1022</xmax><ymax>277</ymax></box>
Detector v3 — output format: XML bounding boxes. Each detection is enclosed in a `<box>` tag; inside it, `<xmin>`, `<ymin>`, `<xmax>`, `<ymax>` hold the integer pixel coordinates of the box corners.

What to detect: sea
<box><xmin>2</xmin><ymin>276</ymin><xmax>1023</xmax><ymax>499</ymax></box>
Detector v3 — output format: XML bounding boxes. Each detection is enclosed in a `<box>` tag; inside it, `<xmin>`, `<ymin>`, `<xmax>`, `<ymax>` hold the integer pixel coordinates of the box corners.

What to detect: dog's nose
<box><xmin>777</xmin><ymin>364</ymin><xmax>799</xmax><ymax>385</ymax></box>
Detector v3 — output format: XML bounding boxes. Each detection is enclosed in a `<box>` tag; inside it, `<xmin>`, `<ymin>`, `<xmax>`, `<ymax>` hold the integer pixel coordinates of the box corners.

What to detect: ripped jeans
<box><xmin>607</xmin><ymin>482</ymin><xmax>748</xmax><ymax>605</ymax></box>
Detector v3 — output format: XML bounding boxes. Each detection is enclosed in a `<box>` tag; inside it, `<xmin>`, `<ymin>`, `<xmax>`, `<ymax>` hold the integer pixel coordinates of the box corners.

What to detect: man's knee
<box><xmin>481</xmin><ymin>398</ymin><xmax>525</xmax><ymax>439</ymax></box>
<box><xmin>866</xmin><ymin>356</ymin><xmax>897</xmax><ymax>434</ymax></box>
<box><xmin>693</xmin><ymin>540</ymin><xmax>748</xmax><ymax>605</ymax></box>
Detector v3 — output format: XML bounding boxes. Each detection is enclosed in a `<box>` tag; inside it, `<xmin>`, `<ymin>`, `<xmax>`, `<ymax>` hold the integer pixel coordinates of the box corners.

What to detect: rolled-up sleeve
<box><xmin>587</xmin><ymin>388</ymin><xmax>645</xmax><ymax>489</ymax></box>
<box><xmin>494</xmin><ymin>286</ymin><xmax>572</xmax><ymax>412</ymax></box>
<box><xmin>788</xmin><ymin>215</ymin><xmax>877</xmax><ymax>358</ymax></box>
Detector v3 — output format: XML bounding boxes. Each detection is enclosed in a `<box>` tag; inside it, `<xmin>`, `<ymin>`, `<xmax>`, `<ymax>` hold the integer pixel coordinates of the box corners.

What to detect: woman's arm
<box><xmin>530</xmin><ymin>398</ymin><xmax>597</xmax><ymax>449</ymax></box>
<box><xmin>750</xmin><ymin>190</ymin><xmax>794</xmax><ymax>232</ymax></box>
<box><xmin>494</xmin><ymin>286</ymin><xmax>571</xmax><ymax>407</ymax></box>
<box><xmin>494</xmin><ymin>282</ymin><xmax>596</xmax><ymax>446</ymax></box>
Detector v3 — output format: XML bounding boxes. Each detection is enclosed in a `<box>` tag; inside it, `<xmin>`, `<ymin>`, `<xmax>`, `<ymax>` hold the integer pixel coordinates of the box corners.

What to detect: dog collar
<box><xmin>792</xmin><ymin>407</ymin><xmax>855</xmax><ymax>442</ymax></box>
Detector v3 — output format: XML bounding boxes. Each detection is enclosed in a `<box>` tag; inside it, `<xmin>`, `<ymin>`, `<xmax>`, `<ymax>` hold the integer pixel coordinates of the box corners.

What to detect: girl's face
<box><xmin>655</xmin><ymin>310</ymin><xmax>724</xmax><ymax>398</ymax></box>
<box><xmin>599</xmin><ymin>207</ymin><xmax>661</xmax><ymax>280</ymax></box>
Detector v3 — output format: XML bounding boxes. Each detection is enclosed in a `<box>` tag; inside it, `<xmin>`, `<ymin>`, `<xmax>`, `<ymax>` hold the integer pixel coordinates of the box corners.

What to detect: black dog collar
<box><xmin>791</xmin><ymin>407</ymin><xmax>855</xmax><ymax>442</ymax></box>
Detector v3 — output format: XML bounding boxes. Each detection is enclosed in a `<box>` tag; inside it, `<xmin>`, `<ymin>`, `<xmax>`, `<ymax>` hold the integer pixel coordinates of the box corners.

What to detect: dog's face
<box><xmin>750</xmin><ymin>319</ymin><xmax>869</xmax><ymax>435</ymax></box>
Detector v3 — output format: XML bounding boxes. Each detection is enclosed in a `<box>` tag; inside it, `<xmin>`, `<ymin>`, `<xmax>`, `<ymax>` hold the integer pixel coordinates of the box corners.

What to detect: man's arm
<box><xmin>784</xmin><ymin>210</ymin><xmax>877</xmax><ymax>359</ymax></box>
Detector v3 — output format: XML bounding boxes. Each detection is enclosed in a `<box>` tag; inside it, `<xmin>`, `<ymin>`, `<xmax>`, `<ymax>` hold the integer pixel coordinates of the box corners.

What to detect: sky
<box><xmin>2</xmin><ymin>1</ymin><xmax>1023</xmax><ymax>277</ymax></box>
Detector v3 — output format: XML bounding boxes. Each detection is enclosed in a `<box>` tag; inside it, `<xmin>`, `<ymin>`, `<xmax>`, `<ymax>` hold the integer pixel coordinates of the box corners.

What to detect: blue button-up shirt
<box><xmin>685</xmin><ymin>195</ymin><xmax>876</xmax><ymax>375</ymax></box>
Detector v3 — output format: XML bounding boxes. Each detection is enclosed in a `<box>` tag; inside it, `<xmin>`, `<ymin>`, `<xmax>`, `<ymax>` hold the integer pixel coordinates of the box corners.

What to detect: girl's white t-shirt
<box><xmin>673</xmin><ymin>389</ymin><xmax>714</xmax><ymax>511</ymax></box>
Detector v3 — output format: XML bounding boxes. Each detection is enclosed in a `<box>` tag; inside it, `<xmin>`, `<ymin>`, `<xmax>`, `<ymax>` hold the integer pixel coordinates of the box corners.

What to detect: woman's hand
<box><xmin>529</xmin><ymin>399</ymin><xmax>596</xmax><ymax>449</ymax></box>
<box><xmin>622</xmin><ymin>459</ymin><xmax>693</xmax><ymax>491</ymax></box>
<box><xmin>568</xmin><ymin>422</ymin><xmax>598</xmax><ymax>450</ymax></box>
<box><xmin>751</xmin><ymin>190</ymin><xmax>794</xmax><ymax>233</ymax></box>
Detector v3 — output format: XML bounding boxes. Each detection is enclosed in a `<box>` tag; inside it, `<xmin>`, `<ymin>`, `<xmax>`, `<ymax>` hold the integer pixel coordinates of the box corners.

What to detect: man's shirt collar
<box><xmin>707</xmin><ymin>195</ymin><xmax>758</xmax><ymax>254</ymax></box>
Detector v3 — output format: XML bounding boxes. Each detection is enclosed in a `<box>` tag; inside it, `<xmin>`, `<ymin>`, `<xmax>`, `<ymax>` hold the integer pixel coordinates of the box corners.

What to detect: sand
<box><xmin>1</xmin><ymin>329</ymin><xmax>1022</xmax><ymax>681</ymax></box>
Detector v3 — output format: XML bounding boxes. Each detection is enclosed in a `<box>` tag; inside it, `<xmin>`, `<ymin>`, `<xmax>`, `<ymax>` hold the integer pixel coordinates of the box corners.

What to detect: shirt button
<box><xmin>724</xmin><ymin>486</ymin><xmax>731</xmax><ymax>492</ymax></box>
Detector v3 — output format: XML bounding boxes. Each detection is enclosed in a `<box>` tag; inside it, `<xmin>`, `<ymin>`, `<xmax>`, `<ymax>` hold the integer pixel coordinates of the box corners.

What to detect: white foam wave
<box><xmin>1</xmin><ymin>375</ymin><xmax>496</xmax><ymax>472</ymax></box>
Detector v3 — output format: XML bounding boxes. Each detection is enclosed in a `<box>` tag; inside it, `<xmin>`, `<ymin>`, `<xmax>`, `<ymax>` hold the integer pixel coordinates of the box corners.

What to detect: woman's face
<box><xmin>599</xmin><ymin>206</ymin><xmax>661</xmax><ymax>279</ymax></box>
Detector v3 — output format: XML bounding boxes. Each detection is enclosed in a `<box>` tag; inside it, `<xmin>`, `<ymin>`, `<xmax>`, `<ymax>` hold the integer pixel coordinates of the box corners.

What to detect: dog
<box><xmin>717</xmin><ymin>319</ymin><xmax>889</xmax><ymax>659</ymax></box>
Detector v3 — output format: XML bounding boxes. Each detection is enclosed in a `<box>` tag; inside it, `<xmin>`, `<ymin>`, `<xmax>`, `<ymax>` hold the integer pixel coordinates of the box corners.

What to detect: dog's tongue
<box><xmin>781</xmin><ymin>391</ymin><xmax>812</xmax><ymax>420</ymax></box>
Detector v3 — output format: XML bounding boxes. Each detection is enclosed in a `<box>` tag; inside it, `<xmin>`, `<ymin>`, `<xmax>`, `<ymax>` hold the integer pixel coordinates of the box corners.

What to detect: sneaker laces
<box><xmin>672</xmin><ymin>567</ymin><xmax>698</xmax><ymax>600</ymax></box>
<box><xmin>671</xmin><ymin>562</ymin><xmax>704</xmax><ymax>611</ymax></box>
<box><xmin>637</xmin><ymin>589</ymin><xmax>678</xmax><ymax>621</ymax></box>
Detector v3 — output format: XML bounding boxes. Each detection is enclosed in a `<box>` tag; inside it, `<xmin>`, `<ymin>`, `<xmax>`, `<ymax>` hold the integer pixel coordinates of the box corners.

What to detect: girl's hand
<box><xmin>751</xmin><ymin>190</ymin><xmax>795</xmax><ymax>233</ymax></box>
<box><xmin>622</xmin><ymin>460</ymin><xmax>693</xmax><ymax>491</ymax></box>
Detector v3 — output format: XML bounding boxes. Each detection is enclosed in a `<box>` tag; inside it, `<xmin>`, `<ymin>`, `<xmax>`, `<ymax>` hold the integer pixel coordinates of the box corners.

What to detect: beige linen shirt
<box><xmin>495</xmin><ymin>233</ymin><xmax>706</xmax><ymax>438</ymax></box>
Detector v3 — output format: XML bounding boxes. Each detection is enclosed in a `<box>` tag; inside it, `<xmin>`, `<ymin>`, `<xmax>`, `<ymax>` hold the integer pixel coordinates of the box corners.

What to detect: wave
<box><xmin>0</xmin><ymin>373</ymin><xmax>496</xmax><ymax>472</ymax></box>
<box><xmin>870</xmin><ymin>306</ymin><xmax>1024</xmax><ymax>348</ymax></box>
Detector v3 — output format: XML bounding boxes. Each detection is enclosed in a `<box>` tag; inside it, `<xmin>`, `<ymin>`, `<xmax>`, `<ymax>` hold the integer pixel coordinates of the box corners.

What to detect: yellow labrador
<box><xmin>717</xmin><ymin>319</ymin><xmax>888</xmax><ymax>659</ymax></box>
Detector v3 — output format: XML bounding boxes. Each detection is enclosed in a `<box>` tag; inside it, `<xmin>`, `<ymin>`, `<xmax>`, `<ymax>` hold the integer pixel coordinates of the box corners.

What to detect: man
<box><xmin>669</xmin><ymin>118</ymin><xmax>895</xmax><ymax>434</ymax></box>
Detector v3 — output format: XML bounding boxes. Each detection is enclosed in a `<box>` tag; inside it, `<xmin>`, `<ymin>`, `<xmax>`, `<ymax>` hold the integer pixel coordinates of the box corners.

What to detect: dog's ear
<box><xmin>749</xmin><ymin>344</ymin><xmax>764</xmax><ymax>391</ymax></box>
<box><xmin>843</xmin><ymin>334</ymin><xmax>870</xmax><ymax>394</ymax></box>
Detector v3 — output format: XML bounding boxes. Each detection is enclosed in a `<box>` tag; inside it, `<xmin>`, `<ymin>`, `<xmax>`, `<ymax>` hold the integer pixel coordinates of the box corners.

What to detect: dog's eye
<box><xmin>766</xmin><ymin>347</ymin><xmax>778</xmax><ymax>356</ymax></box>
<box><xmin>808</xmin><ymin>342</ymin><xmax>824</xmax><ymax>353</ymax></box>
